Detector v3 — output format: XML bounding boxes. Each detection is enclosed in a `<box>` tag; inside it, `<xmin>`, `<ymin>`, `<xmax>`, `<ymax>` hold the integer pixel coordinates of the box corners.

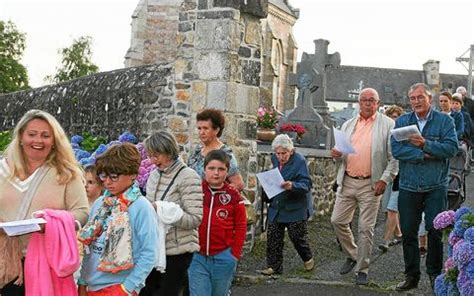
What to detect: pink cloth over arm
<box><xmin>25</xmin><ymin>209</ymin><xmax>80</xmax><ymax>296</ymax></box>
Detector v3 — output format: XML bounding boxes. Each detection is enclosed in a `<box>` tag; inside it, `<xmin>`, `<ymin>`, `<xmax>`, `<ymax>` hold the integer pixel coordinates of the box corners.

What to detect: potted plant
<box><xmin>256</xmin><ymin>107</ymin><xmax>278</xmax><ymax>141</ymax></box>
<box><xmin>279</xmin><ymin>122</ymin><xmax>306</xmax><ymax>143</ymax></box>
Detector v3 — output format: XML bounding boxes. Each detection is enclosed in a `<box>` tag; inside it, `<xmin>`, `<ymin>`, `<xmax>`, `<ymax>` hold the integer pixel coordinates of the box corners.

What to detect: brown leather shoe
<box><xmin>396</xmin><ymin>277</ymin><xmax>419</xmax><ymax>291</ymax></box>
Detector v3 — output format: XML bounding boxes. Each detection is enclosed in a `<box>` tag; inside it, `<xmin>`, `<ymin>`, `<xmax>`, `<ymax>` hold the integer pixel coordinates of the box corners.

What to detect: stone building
<box><xmin>260</xmin><ymin>0</ymin><xmax>299</xmax><ymax>112</ymax></box>
<box><xmin>0</xmin><ymin>0</ymin><xmax>270</xmax><ymax>216</ymax></box>
<box><xmin>125</xmin><ymin>0</ymin><xmax>300</xmax><ymax>113</ymax></box>
<box><xmin>301</xmin><ymin>39</ymin><xmax>470</xmax><ymax>108</ymax></box>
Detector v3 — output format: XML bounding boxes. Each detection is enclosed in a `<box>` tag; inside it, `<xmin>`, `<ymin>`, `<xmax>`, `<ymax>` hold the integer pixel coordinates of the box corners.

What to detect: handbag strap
<box><xmin>157</xmin><ymin>166</ymin><xmax>186</xmax><ymax>201</ymax></box>
<box><xmin>16</xmin><ymin>166</ymin><xmax>51</xmax><ymax>220</ymax></box>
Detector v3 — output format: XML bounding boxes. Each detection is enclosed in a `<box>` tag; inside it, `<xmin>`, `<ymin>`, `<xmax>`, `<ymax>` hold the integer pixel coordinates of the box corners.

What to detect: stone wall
<box><xmin>124</xmin><ymin>0</ymin><xmax>181</xmax><ymax>67</ymax></box>
<box><xmin>0</xmin><ymin>64</ymin><xmax>176</xmax><ymax>141</ymax></box>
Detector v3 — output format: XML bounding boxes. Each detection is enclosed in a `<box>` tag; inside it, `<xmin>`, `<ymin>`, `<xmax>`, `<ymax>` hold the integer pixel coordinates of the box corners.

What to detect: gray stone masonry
<box><xmin>0</xmin><ymin>64</ymin><xmax>175</xmax><ymax>141</ymax></box>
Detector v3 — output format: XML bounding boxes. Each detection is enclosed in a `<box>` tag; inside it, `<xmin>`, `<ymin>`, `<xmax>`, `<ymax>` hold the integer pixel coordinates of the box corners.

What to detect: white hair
<box><xmin>271</xmin><ymin>134</ymin><xmax>294</xmax><ymax>151</ymax></box>
<box><xmin>456</xmin><ymin>86</ymin><xmax>467</xmax><ymax>96</ymax></box>
<box><xmin>453</xmin><ymin>93</ymin><xmax>463</xmax><ymax>100</ymax></box>
<box><xmin>358</xmin><ymin>88</ymin><xmax>380</xmax><ymax>101</ymax></box>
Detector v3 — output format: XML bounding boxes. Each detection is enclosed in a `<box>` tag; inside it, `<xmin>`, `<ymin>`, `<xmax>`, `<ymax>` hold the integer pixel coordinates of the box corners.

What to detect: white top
<box><xmin>0</xmin><ymin>158</ymin><xmax>38</xmax><ymax>193</ymax></box>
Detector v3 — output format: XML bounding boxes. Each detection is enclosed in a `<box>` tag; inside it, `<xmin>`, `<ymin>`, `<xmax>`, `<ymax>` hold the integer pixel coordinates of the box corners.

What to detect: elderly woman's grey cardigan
<box><xmin>146</xmin><ymin>159</ymin><xmax>203</xmax><ymax>255</ymax></box>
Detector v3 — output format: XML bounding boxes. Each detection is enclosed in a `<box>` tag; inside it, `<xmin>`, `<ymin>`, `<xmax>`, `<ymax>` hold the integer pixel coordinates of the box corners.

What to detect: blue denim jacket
<box><xmin>267</xmin><ymin>152</ymin><xmax>312</xmax><ymax>223</ymax></box>
<box><xmin>391</xmin><ymin>109</ymin><xmax>458</xmax><ymax>192</ymax></box>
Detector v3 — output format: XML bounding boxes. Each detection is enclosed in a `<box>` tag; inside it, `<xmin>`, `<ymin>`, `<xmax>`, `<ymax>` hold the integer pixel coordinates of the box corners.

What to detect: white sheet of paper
<box><xmin>0</xmin><ymin>218</ymin><xmax>46</xmax><ymax>236</ymax></box>
<box><xmin>391</xmin><ymin>125</ymin><xmax>421</xmax><ymax>141</ymax></box>
<box><xmin>333</xmin><ymin>127</ymin><xmax>356</xmax><ymax>154</ymax></box>
<box><xmin>256</xmin><ymin>168</ymin><xmax>285</xmax><ymax>199</ymax></box>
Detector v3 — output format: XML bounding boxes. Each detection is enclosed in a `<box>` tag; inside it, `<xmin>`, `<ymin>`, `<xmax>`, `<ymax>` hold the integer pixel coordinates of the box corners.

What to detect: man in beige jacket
<box><xmin>330</xmin><ymin>88</ymin><xmax>398</xmax><ymax>285</ymax></box>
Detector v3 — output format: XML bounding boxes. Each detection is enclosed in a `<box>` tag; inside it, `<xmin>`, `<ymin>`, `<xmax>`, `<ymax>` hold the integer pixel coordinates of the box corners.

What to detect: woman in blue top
<box><xmin>187</xmin><ymin>109</ymin><xmax>244</xmax><ymax>191</ymax></box>
<box><xmin>260</xmin><ymin>134</ymin><xmax>314</xmax><ymax>275</ymax></box>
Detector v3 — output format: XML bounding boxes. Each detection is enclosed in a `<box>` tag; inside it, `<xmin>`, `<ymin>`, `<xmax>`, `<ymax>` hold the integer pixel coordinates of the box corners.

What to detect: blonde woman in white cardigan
<box><xmin>0</xmin><ymin>109</ymin><xmax>89</xmax><ymax>295</ymax></box>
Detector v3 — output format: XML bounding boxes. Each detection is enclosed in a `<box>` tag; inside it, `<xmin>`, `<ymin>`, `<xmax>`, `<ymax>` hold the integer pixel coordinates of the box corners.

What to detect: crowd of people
<box><xmin>0</xmin><ymin>108</ymin><xmax>245</xmax><ymax>296</ymax></box>
<box><xmin>0</xmin><ymin>82</ymin><xmax>472</xmax><ymax>295</ymax></box>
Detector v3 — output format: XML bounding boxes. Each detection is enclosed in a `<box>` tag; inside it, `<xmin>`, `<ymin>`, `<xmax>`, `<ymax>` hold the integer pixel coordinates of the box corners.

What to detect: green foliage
<box><xmin>445</xmin><ymin>266</ymin><xmax>459</xmax><ymax>283</ymax></box>
<box><xmin>80</xmin><ymin>132</ymin><xmax>106</xmax><ymax>152</ymax></box>
<box><xmin>46</xmin><ymin>36</ymin><xmax>99</xmax><ymax>83</ymax></box>
<box><xmin>0</xmin><ymin>20</ymin><xmax>29</xmax><ymax>93</ymax></box>
<box><xmin>0</xmin><ymin>130</ymin><xmax>13</xmax><ymax>152</ymax></box>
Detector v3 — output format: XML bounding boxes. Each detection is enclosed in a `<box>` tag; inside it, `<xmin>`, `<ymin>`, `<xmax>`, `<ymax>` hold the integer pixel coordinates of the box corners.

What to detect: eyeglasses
<box><xmin>409</xmin><ymin>95</ymin><xmax>427</xmax><ymax>102</ymax></box>
<box><xmin>98</xmin><ymin>173</ymin><xmax>121</xmax><ymax>182</ymax></box>
<box><xmin>359</xmin><ymin>98</ymin><xmax>378</xmax><ymax>104</ymax></box>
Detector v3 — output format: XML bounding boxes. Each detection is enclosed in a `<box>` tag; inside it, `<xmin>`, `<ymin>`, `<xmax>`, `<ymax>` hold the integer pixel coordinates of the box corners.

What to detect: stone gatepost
<box><xmin>176</xmin><ymin>0</ymin><xmax>268</xmax><ymax>250</ymax></box>
<box><xmin>124</xmin><ymin>0</ymin><xmax>268</xmax><ymax>250</ymax></box>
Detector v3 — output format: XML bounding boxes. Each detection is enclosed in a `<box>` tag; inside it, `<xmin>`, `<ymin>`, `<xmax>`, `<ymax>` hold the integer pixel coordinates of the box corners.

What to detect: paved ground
<box><xmin>232</xmin><ymin>167</ymin><xmax>474</xmax><ymax>295</ymax></box>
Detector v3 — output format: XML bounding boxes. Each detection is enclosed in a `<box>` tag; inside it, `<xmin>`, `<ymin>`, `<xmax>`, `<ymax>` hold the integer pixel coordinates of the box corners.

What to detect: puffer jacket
<box><xmin>146</xmin><ymin>159</ymin><xmax>203</xmax><ymax>255</ymax></box>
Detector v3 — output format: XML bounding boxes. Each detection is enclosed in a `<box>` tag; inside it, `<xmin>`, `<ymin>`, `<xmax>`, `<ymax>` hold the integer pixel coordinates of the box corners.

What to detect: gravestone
<box><xmin>284</xmin><ymin>67</ymin><xmax>331</xmax><ymax>149</ymax></box>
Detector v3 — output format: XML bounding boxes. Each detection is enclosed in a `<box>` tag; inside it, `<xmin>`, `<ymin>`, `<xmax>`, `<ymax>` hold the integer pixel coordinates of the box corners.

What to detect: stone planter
<box><xmin>257</xmin><ymin>128</ymin><xmax>276</xmax><ymax>142</ymax></box>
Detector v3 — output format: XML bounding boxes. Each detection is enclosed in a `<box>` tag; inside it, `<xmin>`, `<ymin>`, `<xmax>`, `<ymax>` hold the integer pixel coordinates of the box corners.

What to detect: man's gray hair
<box><xmin>408</xmin><ymin>83</ymin><xmax>431</xmax><ymax>96</ymax></box>
<box><xmin>271</xmin><ymin>134</ymin><xmax>294</xmax><ymax>151</ymax></box>
<box><xmin>144</xmin><ymin>130</ymin><xmax>180</xmax><ymax>159</ymax></box>
<box><xmin>358</xmin><ymin>88</ymin><xmax>380</xmax><ymax>101</ymax></box>
<box><xmin>456</xmin><ymin>86</ymin><xmax>467</xmax><ymax>96</ymax></box>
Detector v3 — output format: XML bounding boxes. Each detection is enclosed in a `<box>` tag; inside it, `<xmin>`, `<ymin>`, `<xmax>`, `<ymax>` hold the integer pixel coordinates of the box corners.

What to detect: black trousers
<box><xmin>266</xmin><ymin>220</ymin><xmax>312</xmax><ymax>273</ymax></box>
<box><xmin>139</xmin><ymin>252</ymin><xmax>194</xmax><ymax>296</ymax></box>
<box><xmin>398</xmin><ymin>188</ymin><xmax>447</xmax><ymax>279</ymax></box>
<box><xmin>0</xmin><ymin>279</ymin><xmax>24</xmax><ymax>296</ymax></box>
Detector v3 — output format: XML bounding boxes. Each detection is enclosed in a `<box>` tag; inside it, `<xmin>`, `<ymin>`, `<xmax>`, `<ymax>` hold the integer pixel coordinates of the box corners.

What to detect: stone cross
<box><xmin>284</xmin><ymin>66</ymin><xmax>331</xmax><ymax>149</ymax></box>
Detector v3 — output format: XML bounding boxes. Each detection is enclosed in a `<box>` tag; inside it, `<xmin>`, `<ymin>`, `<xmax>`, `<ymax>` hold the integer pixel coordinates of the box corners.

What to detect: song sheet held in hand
<box><xmin>256</xmin><ymin>168</ymin><xmax>285</xmax><ymax>199</ymax></box>
<box><xmin>391</xmin><ymin>125</ymin><xmax>421</xmax><ymax>141</ymax></box>
<box><xmin>0</xmin><ymin>218</ymin><xmax>47</xmax><ymax>236</ymax></box>
<box><xmin>333</xmin><ymin>127</ymin><xmax>355</xmax><ymax>154</ymax></box>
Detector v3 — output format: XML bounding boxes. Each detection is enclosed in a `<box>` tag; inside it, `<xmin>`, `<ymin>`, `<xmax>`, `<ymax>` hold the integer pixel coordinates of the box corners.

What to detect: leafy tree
<box><xmin>47</xmin><ymin>36</ymin><xmax>99</xmax><ymax>83</ymax></box>
<box><xmin>0</xmin><ymin>20</ymin><xmax>29</xmax><ymax>93</ymax></box>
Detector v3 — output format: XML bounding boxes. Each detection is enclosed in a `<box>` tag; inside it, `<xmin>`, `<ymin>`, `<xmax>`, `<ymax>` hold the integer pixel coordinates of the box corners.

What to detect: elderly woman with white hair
<box><xmin>260</xmin><ymin>134</ymin><xmax>314</xmax><ymax>276</ymax></box>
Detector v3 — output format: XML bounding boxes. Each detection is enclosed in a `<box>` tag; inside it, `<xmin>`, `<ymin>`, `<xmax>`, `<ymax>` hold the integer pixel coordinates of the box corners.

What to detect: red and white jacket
<box><xmin>198</xmin><ymin>181</ymin><xmax>247</xmax><ymax>259</ymax></box>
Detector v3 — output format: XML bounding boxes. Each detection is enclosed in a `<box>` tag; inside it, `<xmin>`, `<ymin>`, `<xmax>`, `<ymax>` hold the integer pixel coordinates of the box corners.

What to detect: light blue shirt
<box><xmin>415</xmin><ymin>108</ymin><xmax>432</xmax><ymax>133</ymax></box>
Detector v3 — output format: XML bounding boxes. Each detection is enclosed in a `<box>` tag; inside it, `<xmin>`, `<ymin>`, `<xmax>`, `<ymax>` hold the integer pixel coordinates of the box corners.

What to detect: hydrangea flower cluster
<box><xmin>434</xmin><ymin>210</ymin><xmax>455</xmax><ymax>230</ymax></box>
<box><xmin>72</xmin><ymin>132</ymin><xmax>156</xmax><ymax>192</ymax></box>
<box><xmin>434</xmin><ymin>207</ymin><xmax>474</xmax><ymax>296</ymax></box>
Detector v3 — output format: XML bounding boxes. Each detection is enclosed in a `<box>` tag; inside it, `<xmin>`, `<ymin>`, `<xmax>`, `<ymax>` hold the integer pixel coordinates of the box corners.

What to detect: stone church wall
<box><xmin>0</xmin><ymin>64</ymin><xmax>175</xmax><ymax>141</ymax></box>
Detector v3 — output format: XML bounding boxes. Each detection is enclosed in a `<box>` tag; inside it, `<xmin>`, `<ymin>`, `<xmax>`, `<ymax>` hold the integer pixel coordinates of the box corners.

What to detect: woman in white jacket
<box><xmin>140</xmin><ymin>130</ymin><xmax>203</xmax><ymax>296</ymax></box>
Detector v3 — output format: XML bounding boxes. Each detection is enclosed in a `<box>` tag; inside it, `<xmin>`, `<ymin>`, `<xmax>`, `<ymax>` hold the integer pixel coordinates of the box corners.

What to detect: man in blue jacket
<box><xmin>392</xmin><ymin>83</ymin><xmax>458</xmax><ymax>291</ymax></box>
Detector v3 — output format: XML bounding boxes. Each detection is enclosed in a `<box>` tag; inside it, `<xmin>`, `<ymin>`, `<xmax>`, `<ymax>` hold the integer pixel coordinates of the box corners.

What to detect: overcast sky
<box><xmin>1</xmin><ymin>0</ymin><xmax>473</xmax><ymax>88</ymax></box>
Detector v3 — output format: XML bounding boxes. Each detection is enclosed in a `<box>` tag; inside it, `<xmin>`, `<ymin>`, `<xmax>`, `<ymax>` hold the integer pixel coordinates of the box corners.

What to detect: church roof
<box><xmin>324</xmin><ymin>65</ymin><xmax>468</xmax><ymax>105</ymax></box>
<box><xmin>269</xmin><ymin>0</ymin><xmax>298</xmax><ymax>18</ymax></box>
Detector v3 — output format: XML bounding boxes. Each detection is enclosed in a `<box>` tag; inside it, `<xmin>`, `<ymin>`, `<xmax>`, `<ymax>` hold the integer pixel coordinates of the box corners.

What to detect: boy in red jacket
<box><xmin>188</xmin><ymin>150</ymin><xmax>247</xmax><ymax>296</ymax></box>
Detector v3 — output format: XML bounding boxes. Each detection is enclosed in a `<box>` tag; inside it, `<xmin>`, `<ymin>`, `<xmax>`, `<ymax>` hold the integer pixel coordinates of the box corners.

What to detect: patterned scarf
<box><xmin>79</xmin><ymin>182</ymin><xmax>141</xmax><ymax>273</ymax></box>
